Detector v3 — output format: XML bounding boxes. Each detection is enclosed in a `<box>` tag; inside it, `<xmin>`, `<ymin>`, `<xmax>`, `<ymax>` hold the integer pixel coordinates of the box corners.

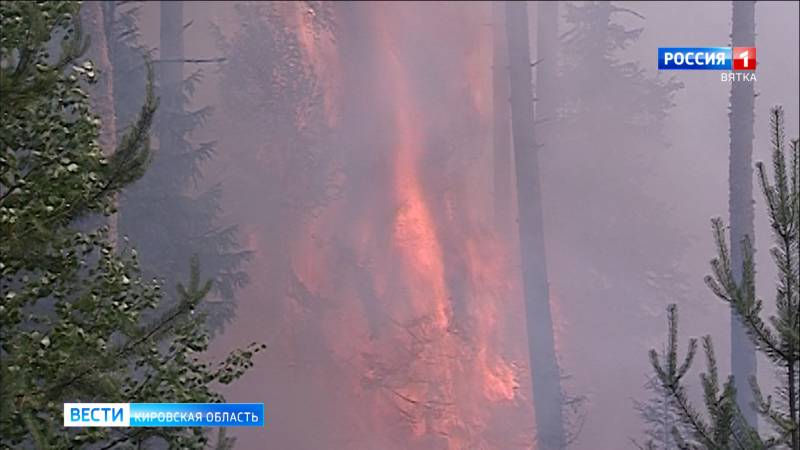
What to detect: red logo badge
<box><xmin>732</xmin><ymin>47</ymin><xmax>756</xmax><ymax>71</ymax></box>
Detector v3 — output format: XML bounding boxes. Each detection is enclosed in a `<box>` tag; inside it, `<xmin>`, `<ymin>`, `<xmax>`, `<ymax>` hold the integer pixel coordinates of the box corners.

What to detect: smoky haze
<box><xmin>125</xmin><ymin>1</ymin><xmax>799</xmax><ymax>449</ymax></box>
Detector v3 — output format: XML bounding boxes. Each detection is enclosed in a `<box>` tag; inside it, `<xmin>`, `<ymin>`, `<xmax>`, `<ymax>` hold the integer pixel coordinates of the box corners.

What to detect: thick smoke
<box><xmin>126</xmin><ymin>1</ymin><xmax>800</xmax><ymax>449</ymax></box>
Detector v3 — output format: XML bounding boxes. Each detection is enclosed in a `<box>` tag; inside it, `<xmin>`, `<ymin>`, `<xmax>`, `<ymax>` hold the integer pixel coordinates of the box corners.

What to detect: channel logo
<box><xmin>658</xmin><ymin>47</ymin><xmax>756</xmax><ymax>71</ymax></box>
<box><xmin>63</xmin><ymin>403</ymin><xmax>129</xmax><ymax>427</ymax></box>
<box><xmin>64</xmin><ymin>403</ymin><xmax>265</xmax><ymax>427</ymax></box>
<box><xmin>732</xmin><ymin>47</ymin><xmax>756</xmax><ymax>71</ymax></box>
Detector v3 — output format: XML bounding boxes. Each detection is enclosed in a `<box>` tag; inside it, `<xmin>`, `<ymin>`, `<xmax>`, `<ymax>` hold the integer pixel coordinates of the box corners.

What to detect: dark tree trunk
<box><xmin>492</xmin><ymin>1</ymin><xmax>513</xmax><ymax>236</ymax></box>
<box><xmin>536</xmin><ymin>1</ymin><xmax>558</xmax><ymax>133</ymax></box>
<box><xmin>729</xmin><ymin>0</ymin><xmax>758</xmax><ymax>429</ymax></box>
<box><xmin>505</xmin><ymin>2</ymin><xmax>566</xmax><ymax>448</ymax></box>
<box><xmin>159</xmin><ymin>0</ymin><xmax>185</xmax><ymax>163</ymax></box>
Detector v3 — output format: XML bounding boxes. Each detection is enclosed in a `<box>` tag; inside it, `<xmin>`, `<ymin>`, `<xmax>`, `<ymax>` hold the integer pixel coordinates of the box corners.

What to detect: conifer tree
<box><xmin>555</xmin><ymin>0</ymin><xmax>686</xmax><ymax>303</ymax></box>
<box><xmin>109</xmin><ymin>1</ymin><xmax>250</xmax><ymax>332</ymax></box>
<box><xmin>80</xmin><ymin>0</ymin><xmax>118</xmax><ymax>243</ymax></box>
<box><xmin>634</xmin><ymin>350</ymin><xmax>685</xmax><ymax>450</ymax></box>
<box><xmin>556</xmin><ymin>6</ymin><xmax>689</xmax><ymax>437</ymax></box>
<box><xmin>0</xmin><ymin>2</ymin><xmax>262</xmax><ymax>448</ymax></box>
<box><xmin>648</xmin><ymin>107</ymin><xmax>799</xmax><ymax>449</ymax></box>
<box><xmin>213</xmin><ymin>1</ymin><xmax>339</xmax><ymax>334</ymax></box>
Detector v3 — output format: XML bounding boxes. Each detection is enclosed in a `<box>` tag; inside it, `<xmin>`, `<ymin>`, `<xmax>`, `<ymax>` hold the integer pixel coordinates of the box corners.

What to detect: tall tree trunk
<box><xmin>82</xmin><ymin>1</ymin><xmax>118</xmax><ymax>244</ymax></box>
<box><xmin>492</xmin><ymin>1</ymin><xmax>513</xmax><ymax>235</ymax></box>
<box><xmin>505</xmin><ymin>2</ymin><xmax>566</xmax><ymax>448</ymax></box>
<box><xmin>536</xmin><ymin>1</ymin><xmax>558</xmax><ymax>135</ymax></box>
<box><xmin>729</xmin><ymin>0</ymin><xmax>758</xmax><ymax>429</ymax></box>
<box><xmin>159</xmin><ymin>0</ymin><xmax>185</xmax><ymax>165</ymax></box>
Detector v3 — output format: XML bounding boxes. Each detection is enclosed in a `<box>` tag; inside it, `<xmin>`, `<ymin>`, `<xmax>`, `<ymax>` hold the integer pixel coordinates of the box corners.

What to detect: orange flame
<box><xmin>380</xmin><ymin>40</ymin><xmax>451</xmax><ymax>331</ymax></box>
<box><xmin>286</xmin><ymin>2</ymin><xmax>341</xmax><ymax>127</ymax></box>
<box><xmin>276</xmin><ymin>2</ymin><xmax>541</xmax><ymax>448</ymax></box>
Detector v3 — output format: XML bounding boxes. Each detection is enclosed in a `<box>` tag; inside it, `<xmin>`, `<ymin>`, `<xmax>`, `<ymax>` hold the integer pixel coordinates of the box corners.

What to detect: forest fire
<box><xmin>382</xmin><ymin>27</ymin><xmax>451</xmax><ymax>331</ymax></box>
<box><xmin>283</xmin><ymin>2</ymin><xmax>341</xmax><ymax>128</ymax></box>
<box><xmin>8</xmin><ymin>1</ymin><xmax>797</xmax><ymax>449</ymax></box>
<box><xmin>199</xmin><ymin>0</ymin><xmax>546</xmax><ymax>447</ymax></box>
<box><xmin>281</xmin><ymin>2</ymin><xmax>532</xmax><ymax>448</ymax></box>
<box><xmin>233</xmin><ymin>1</ymin><xmax>535</xmax><ymax>448</ymax></box>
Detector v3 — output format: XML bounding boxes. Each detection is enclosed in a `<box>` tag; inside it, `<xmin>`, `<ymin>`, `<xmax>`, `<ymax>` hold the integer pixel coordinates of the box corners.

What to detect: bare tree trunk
<box><xmin>159</xmin><ymin>0</ymin><xmax>185</xmax><ymax>164</ymax></box>
<box><xmin>82</xmin><ymin>1</ymin><xmax>118</xmax><ymax>244</ymax></box>
<box><xmin>536</xmin><ymin>1</ymin><xmax>558</xmax><ymax>138</ymax></box>
<box><xmin>492</xmin><ymin>1</ymin><xmax>513</xmax><ymax>236</ymax></box>
<box><xmin>729</xmin><ymin>0</ymin><xmax>758</xmax><ymax>429</ymax></box>
<box><xmin>505</xmin><ymin>2</ymin><xmax>566</xmax><ymax>448</ymax></box>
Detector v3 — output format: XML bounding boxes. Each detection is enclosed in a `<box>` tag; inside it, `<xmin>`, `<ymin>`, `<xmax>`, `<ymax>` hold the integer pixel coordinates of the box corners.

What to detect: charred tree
<box><xmin>505</xmin><ymin>1</ymin><xmax>567</xmax><ymax>448</ymax></box>
<box><xmin>728</xmin><ymin>0</ymin><xmax>758</xmax><ymax>428</ymax></box>
<box><xmin>492</xmin><ymin>1</ymin><xmax>513</xmax><ymax>236</ymax></box>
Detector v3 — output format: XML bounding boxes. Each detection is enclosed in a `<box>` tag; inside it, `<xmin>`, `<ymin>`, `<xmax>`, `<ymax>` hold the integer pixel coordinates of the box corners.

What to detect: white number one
<box><xmin>739</xmin><ymin>50</ymin><xmax>750</xmax><ymax>68</ymax></box>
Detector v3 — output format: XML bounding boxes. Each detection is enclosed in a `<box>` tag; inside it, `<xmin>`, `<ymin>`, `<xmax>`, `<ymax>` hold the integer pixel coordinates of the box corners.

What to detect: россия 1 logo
<box><xmin>658</xmin><ymin>47</ymin><xmax>756</xmax><ymax>82</ymax></box>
